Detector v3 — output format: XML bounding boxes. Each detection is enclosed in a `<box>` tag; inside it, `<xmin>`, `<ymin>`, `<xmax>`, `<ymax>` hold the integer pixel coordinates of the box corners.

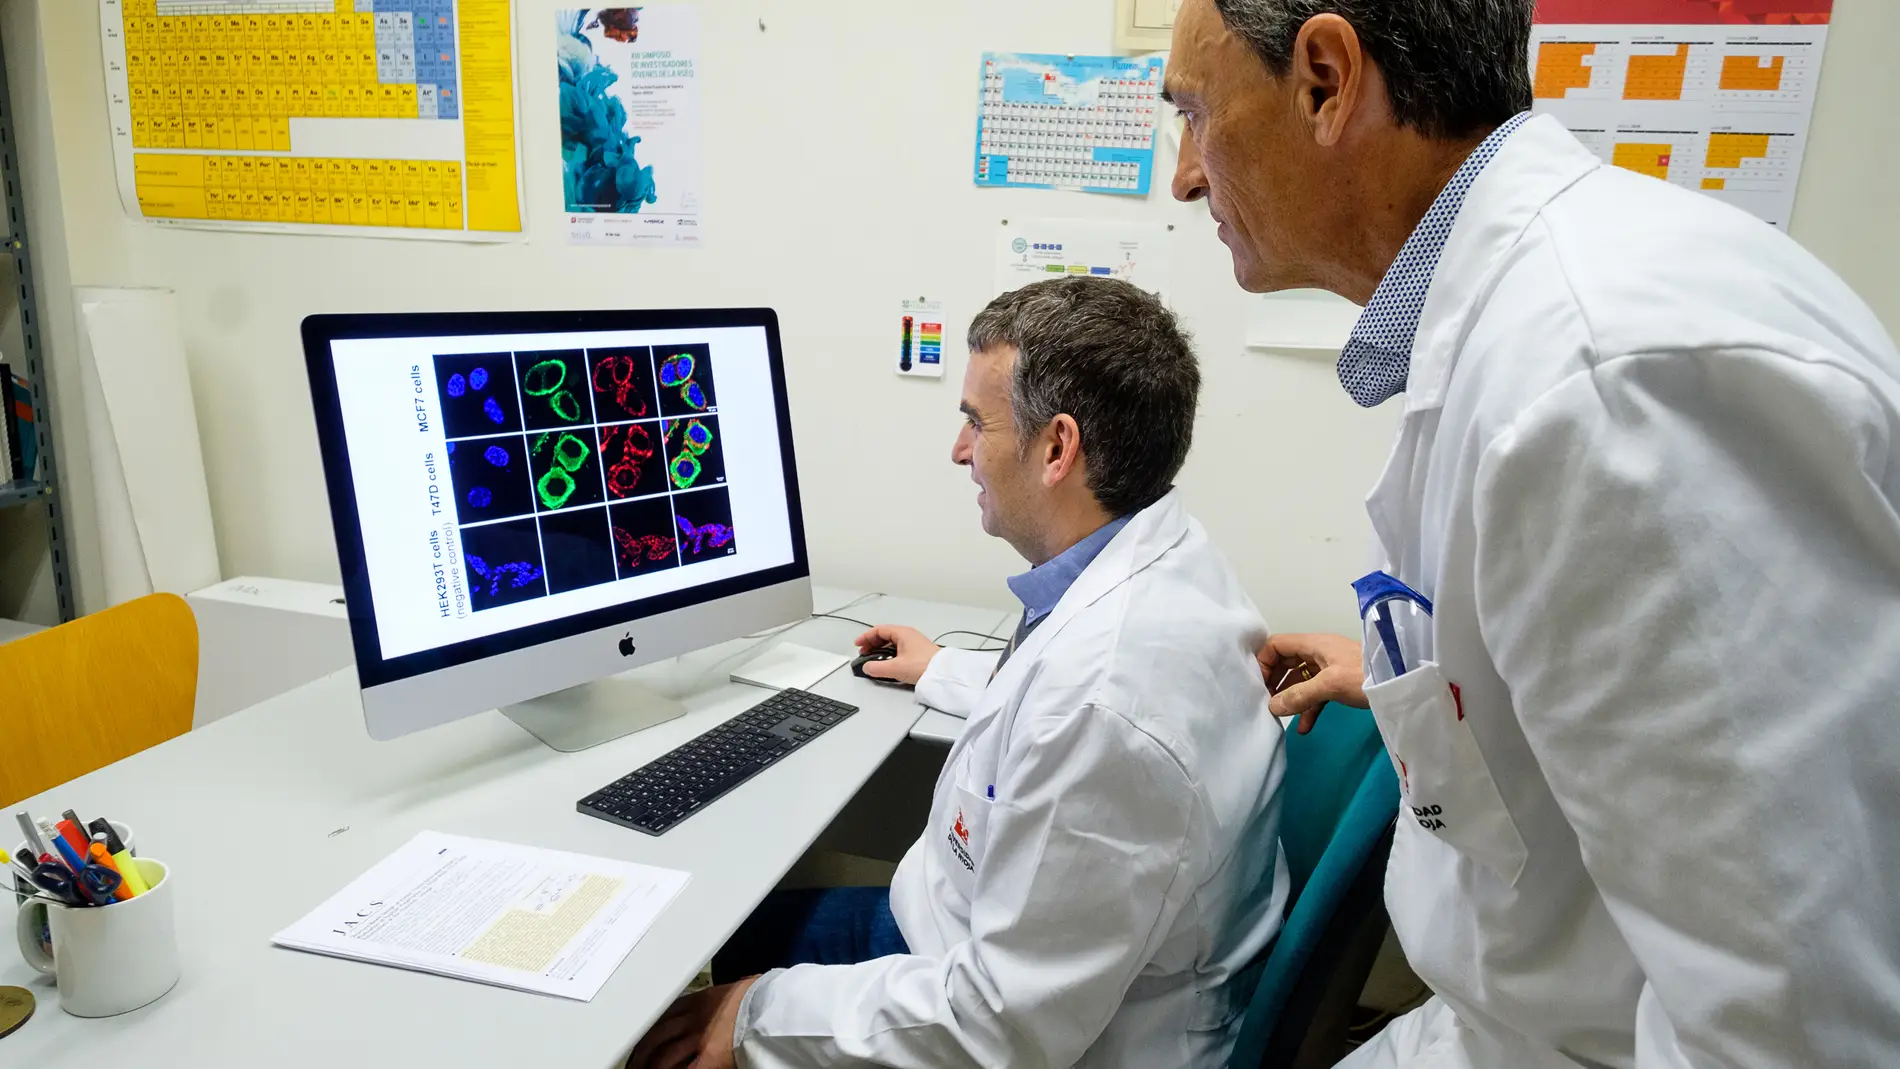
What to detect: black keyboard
<box><xmin>577</xmin><ymin>688</ymin><xmax>860</xmax><ymax>836</ymax></box>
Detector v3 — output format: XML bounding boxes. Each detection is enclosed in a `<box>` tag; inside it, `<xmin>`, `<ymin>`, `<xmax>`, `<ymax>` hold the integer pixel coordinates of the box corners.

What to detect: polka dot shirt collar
<box><xmin>1337</xmin><ymin>111</ymin><xmax>1532</xmax><ymax>409</ymax></box>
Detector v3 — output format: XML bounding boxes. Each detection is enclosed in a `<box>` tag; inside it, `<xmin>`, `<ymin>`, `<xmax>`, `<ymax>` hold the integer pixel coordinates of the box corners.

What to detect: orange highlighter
<box><xmin>87</xmin><ymin>841</ymin><xmax>137</xmax><ymax>900</ymax></box>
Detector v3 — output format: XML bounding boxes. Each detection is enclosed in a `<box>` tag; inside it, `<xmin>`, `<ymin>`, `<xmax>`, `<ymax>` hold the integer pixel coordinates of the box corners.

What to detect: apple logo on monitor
<box><xmin>618</xmin><ymin>634</ymin><xmax>637</xmax><ymax>657</ymax></box>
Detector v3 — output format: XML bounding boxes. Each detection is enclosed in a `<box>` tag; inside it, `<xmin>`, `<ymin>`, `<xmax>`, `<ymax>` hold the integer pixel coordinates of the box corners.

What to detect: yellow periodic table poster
<box><xmin>100</xmin><ymin>0</ymin><xmax>524</xmax><ymax>240</ymax></box>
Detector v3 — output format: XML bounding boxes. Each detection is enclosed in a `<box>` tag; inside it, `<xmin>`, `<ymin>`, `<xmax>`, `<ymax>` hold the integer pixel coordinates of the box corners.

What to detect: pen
<box><xmin>38</xmin><ymin>820</ymin><xmax>71</xmax><ymax>870</ymax></box>
<box><xmin>16</xmin><ymin>811</ymin><xmax>50</xmax><ymax>861</ymax></box>
<box><xmin>50</xmin><ymin>830</ymin><xmax>88</xmax><ymax>875</ymax></box>
<box><xmin>88</xmin><ymin>842</ymin><xmax>136</xmax><ymax>901</ymax></box>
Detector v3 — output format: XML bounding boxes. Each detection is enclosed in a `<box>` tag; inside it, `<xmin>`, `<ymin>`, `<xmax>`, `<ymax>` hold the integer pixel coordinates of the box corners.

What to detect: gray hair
<box><xmin>967</xmin><ymin>277</ymin><xmax>1199</xmax><ymax>517</ymax></box>
<box><xmin>1213</xmin><ymin>0</ymin><xmax>1533</xmax><ymax>139</ymax></box>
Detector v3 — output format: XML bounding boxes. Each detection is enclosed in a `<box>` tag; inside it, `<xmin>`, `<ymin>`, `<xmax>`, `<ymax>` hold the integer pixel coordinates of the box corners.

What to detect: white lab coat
<box><xmin>1342</xmin><ymin>115</ymin><xmax>1900</xmax><ymax>1069</ymax></box>
<box><xmin>733</xmin><ymin>490</ymin><xmax>1290</xmax><ymax>1069</ymax></box>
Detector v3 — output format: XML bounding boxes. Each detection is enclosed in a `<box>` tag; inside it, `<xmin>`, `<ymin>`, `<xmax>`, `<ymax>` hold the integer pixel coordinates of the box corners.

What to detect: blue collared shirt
<box><xmin>1336</xmin><ymin>111</ymin><xmax>1532</xmax><ymax>408</ymax></box>
<box><xmin>1006</xmin><ymin>513</ymin><xmax>1134</xmax><ymax>631</ymax></box>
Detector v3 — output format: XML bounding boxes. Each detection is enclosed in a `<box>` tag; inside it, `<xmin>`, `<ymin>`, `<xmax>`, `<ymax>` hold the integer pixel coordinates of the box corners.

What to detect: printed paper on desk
<box><xmin>272</xmin><ymin>831</ymin><xmax>690</xmax><ymax>1001</ymax></box>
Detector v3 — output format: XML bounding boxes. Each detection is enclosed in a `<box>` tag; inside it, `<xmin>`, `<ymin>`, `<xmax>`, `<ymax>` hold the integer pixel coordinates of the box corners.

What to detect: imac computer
<box><xmin>302</xmin><ymin>308</ymin><xmax>811</xmax><ymax>751</ymax></box>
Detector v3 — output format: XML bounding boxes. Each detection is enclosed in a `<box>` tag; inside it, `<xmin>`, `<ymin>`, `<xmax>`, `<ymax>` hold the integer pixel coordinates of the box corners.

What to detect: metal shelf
<box><xmin>0</xmin><ymin>28</ymin><xmax>72</xmax><ymax>620</ymax></box>
<box><xmin>0</xmin><ymin>478</ymin><xmax>49</xmax><ymax>508</ymax></box>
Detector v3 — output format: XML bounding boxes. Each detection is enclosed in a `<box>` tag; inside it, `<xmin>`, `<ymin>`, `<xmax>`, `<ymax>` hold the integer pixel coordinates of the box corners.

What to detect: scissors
<box><xmin>25</xmin><ymin>861</ymin><xmax>121</xmax><ymax>906</ymax></box>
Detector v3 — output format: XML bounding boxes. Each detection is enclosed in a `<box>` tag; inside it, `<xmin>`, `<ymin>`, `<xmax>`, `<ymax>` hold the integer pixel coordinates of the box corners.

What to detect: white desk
<box><xmin>1</xmin><ymin>590</ymin><xmax>998</xmax><ymax>1067</ymax></box>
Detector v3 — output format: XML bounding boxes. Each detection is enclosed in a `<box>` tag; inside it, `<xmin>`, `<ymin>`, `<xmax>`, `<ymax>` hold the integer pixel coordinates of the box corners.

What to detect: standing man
<box><xmin>1166</xmin><ymin>1</ymin><xmax>1900</xmax><ymax>1067</ymax></box>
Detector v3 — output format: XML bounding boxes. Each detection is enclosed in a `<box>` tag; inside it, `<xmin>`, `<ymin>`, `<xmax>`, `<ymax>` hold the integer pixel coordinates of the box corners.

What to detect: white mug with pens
<box><xmin>10</xmin><ymin>807</ymin><xmax>179</xmax><ymax>1018</ymax></box>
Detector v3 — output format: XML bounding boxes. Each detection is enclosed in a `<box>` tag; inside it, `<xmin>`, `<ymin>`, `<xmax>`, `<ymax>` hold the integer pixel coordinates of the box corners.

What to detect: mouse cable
<box><xmin>741</xmin><ymin>592</ymin><xmax>884</xmax><ymax>639</ymax></box>
<box><xmin>933</xmin><ymin>629</ymin><xmax>1010</xmax><ymax>652</ymax></box>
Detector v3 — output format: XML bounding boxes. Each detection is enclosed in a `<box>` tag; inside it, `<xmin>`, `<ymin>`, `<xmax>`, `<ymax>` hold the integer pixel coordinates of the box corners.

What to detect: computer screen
<box><xmin>304</xmin><ymin>310</ymin><xmax>806</xmax><ymax>689</ymax></box>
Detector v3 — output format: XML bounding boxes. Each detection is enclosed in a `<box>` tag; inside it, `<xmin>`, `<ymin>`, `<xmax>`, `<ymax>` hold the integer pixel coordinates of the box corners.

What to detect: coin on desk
<box><xmin>0</xmin><ymin>986</ymin><xmax>33</xmax><ymax>1039</ymax></box>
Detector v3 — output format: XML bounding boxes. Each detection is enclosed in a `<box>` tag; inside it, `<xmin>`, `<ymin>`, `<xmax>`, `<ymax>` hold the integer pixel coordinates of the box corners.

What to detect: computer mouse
<box><xmin>851</xmin><ymin>646</ymin><xmax>898</xmax><ymax>680</ymax></box>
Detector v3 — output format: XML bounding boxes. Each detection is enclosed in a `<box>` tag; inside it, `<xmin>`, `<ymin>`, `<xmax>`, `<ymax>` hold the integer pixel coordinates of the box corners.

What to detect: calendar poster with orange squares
<box><xmin>100</xmin><ymin>0</ymin><xmax>522</xmax><ymax>240</ymax></box>
<box><xmin>1528</xmin><ymin>0</ymin><xmax>1832</xmax><ymax>230</ymax></box>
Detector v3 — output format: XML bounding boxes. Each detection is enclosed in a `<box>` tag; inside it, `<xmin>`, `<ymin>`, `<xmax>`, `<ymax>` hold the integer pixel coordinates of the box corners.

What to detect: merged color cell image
<box><xmin>655</xmin><ymin>343</ymin><xmax>717</xmax><ymax>418</ymax></box>
<box><xmin>662</xmin><ymin>415</ymin><xmax>726</xmax><ymax>490</ymax></box>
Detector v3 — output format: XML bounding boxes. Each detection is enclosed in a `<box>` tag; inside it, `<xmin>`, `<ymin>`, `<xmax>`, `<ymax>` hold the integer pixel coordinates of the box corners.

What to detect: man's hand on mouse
<box><xmin>853</xmin><ymin>625</ymin><xmax>941</xmax><ymax>687</ymax></box>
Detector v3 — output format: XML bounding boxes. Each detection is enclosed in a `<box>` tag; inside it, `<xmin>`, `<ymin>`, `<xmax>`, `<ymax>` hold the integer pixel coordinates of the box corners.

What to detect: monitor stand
<box><xmin>500</xmin><ymin>673</ymin><xmax>687</xmax><ymax>753</ymax></box>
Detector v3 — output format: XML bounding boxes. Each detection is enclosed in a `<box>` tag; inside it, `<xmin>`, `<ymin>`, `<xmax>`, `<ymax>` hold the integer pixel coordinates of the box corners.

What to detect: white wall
<box><xmin>4</xmin><ymin>0</ymin><xmax>1895</xmax><ymax>637</ymax></box>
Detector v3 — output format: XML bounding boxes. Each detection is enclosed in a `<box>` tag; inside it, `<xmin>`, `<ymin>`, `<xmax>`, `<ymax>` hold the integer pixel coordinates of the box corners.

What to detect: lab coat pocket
<box><xmin>1365</xmin><ymin>662</ymin><xmax>1528</xmax><ymax>885</ymax></box>
<box><xmin>942</xmin><ymin>785</ymin><xmax>991</xmax><ymax>899</ymax></box>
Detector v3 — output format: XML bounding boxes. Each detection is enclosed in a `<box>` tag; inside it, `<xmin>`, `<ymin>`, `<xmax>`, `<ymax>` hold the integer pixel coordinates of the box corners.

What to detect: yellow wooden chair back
<box><xmin>0</xmin><ymin>593</ymin><xmax>198</xmax><ymax>808</ymax></box>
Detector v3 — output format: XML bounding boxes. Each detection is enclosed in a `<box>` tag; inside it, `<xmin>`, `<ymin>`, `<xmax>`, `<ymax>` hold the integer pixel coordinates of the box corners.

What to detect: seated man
<box><xmin>630</xmin><ymin>276</ymin><xmax>1288</xmax><ymax>1069</ymax></box>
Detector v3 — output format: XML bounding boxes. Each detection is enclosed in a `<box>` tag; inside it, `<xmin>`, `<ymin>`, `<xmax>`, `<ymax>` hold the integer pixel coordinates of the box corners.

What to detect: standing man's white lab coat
<box><xmin>733</xmin><ymin>490</ymin><xmax>1290</xmax><ymax>1068</ymax></box>
<box><xmin>1349</xmin><ymin>114</ymin><xmax>1900</xmax><ymax>1068</ymax></box>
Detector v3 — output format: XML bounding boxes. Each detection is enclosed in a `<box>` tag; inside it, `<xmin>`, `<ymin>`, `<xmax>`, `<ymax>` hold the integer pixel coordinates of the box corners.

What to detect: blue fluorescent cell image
<box><xmin>462</xmin><ymin>517</ymin><xmax>546</xmax><ymax>611</ymax></box>
<box><xmin>435</xmin><ymin>351</ymin><xmax>522</xmax><ymax>437</ymax></box>
<box><xmin>450</xmin><ymin>433</ymin><xmax>533</xmax><ymax>524</ymax></box>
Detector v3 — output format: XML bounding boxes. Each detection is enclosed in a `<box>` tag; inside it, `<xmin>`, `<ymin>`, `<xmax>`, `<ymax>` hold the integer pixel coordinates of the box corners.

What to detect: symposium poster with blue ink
<box><xmin>557</xmin><ymin>6</ymin><xmax>703</xmax><ymax>246</ymax></box>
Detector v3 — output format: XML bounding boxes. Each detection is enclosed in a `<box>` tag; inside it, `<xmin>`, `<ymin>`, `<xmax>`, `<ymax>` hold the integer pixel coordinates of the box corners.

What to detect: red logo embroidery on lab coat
<box><xmin>946</xmin><ymin>809</ymin><xmax>977</xmax><ymax>873</ymax></box>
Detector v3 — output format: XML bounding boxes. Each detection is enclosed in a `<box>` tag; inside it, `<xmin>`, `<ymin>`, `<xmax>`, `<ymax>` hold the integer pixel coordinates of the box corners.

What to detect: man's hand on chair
<box><xmin>1258</xmin><ymin>633</ymin><xmax>1367</xmax><ymax>734</ymax></box>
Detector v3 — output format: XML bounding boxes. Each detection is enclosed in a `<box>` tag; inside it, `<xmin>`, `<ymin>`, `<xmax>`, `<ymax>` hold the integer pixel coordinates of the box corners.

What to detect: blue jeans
<box><xmin>711</xmin><ymin>887</ymin><xmax>910</xmax><ymax>983</ymax></box>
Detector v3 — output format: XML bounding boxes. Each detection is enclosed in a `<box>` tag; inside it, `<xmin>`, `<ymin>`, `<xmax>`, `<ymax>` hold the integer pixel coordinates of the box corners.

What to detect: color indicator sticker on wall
<box><xmin>896</xmin><ymin>297</ymin><xmax>946</xmax><ymax>379</ymax></box>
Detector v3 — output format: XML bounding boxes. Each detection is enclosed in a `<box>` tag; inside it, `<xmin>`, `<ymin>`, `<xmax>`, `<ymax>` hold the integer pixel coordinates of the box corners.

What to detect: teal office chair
<box><xmin>1229</xmin><ymin>702</ymin><xmax>1402</xmax><ymax>1068</ymax></box>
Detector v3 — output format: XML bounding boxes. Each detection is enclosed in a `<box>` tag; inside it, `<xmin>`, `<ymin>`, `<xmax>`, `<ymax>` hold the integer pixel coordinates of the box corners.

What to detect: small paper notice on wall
<box><xmin>995</xmin><ymin>219</ymin><xmax>1172</xmax><ymax>303</ymax></box>
<box><xmin>897</xmin><ymin>299</ymin><xmax>946</xmax><ymax>379</ymax></box>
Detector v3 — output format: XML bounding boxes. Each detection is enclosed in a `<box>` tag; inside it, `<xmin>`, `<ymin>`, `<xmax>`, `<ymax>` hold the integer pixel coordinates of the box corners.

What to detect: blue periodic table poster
<box><xmin>974</xmin><ymin>52</ymin><xmax>1164</xmax><ymax>197</ymax></box>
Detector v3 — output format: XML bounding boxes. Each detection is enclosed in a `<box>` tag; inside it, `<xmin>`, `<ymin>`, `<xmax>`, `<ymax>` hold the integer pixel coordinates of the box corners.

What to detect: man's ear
<box><xmin>1041</xmin><ymin>414</ymin><xmax>1083</xmax><ymax>488</ymax></box>
<box><xmin>1289</xmin><ymin>13</ymin><xmax>1366</xmax><ymax>148</ymax></box>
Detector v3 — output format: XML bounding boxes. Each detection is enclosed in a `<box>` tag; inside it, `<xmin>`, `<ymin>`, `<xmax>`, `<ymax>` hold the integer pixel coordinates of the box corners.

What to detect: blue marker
<box><xmin>50</xmin><ymin>832</ymin><xmax>87</xmax><ymax>874</ymax></box>
<box><xmin>986</xmin><ymin>784</ymin><xmax>994</xmax><ymax>800</ymax></box>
